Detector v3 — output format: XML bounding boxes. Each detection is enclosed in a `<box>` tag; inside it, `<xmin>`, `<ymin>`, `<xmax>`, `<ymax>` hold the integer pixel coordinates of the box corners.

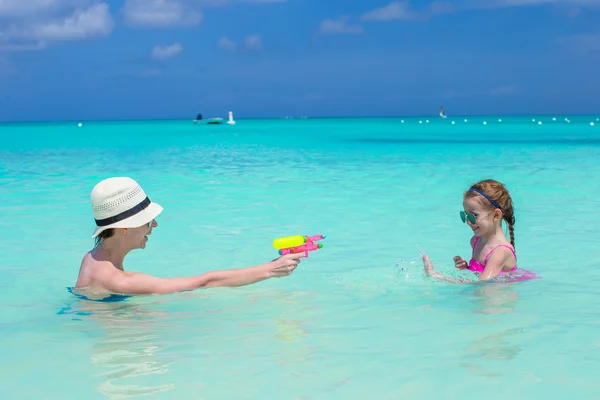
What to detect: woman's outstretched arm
<box><xmin>85</xmin><ymin>253</ymin><xmax>305</xmax><ymax>295</ymax></box>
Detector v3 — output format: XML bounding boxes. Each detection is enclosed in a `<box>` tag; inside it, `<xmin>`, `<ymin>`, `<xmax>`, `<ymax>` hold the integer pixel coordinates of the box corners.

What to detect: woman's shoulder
<box><xmin>80</xmin><ymin>249</ymin><xmax>116</xmax><ymax>269</ymax></box>
<box><xmin>78</xmin><ymin>251</ymin><xmax>99</xmax><ymax>274</ymax></box>
<box><xmin>76</xmin><ymin>251</ymin><xmax>115</xmax><ymax>287</ymax></box>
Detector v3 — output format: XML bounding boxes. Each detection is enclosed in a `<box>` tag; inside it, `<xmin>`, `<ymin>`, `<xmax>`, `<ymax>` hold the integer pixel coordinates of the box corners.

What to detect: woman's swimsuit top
<box><xmin>467</xmin><ymin>236</ymin><xmax>517</xmax><ymax>275</ymax></box>
<box><xmin>66</xmin><ymin>287</ymin><xmax>131</xmax><ymax>302</ymax></box>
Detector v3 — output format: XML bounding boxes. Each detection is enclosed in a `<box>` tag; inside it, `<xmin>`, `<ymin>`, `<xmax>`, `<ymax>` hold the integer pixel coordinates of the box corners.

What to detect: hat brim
<box><xmin>91</xmin><ymin>202</ymin><xmax>163</xmax><ymax>238</ymax></box>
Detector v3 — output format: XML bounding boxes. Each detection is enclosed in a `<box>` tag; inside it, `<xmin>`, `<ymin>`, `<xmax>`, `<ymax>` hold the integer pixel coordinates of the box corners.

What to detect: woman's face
<box><xmin>126</xmin><ymin>219</ymin><xmax>158</xmax><ymax>250</ymax></box>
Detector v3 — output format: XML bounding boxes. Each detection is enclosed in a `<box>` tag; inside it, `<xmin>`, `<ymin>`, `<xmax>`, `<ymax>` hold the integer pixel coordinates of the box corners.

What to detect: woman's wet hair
<box><xmin>464</xmin><ymin>179</ymin><xmax>516</xmax><ymax>248</ymax></box>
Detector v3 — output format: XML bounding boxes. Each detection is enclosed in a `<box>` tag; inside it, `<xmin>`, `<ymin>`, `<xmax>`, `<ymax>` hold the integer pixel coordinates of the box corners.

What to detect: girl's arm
<box><xmin>422</xmin><ymin>254</ymin><xmax>476</xmax><ymax>284</ymax></box>
<box><xmin>478</xmin><ymin>247</ymin><xmax>514</xmax><ymax>280</ymax></box>
<box><xmin>423</xmin><ymin>249</ymin><xmax>514</xmax><ymax>284</ymax></box>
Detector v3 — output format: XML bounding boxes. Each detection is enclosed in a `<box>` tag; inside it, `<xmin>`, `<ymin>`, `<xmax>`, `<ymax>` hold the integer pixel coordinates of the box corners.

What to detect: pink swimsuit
<box><xmin>467</xmin><ymin>236</ymin><xmax>517</xmax><ymax>275</ymax></box>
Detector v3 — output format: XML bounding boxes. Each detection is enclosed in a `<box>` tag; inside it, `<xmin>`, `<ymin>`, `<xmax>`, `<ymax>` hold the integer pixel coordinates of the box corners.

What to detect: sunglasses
<box><xmin>459</xmin><ymin>211</ymin><xmax>477</xmax><ymax>224</ymax></box>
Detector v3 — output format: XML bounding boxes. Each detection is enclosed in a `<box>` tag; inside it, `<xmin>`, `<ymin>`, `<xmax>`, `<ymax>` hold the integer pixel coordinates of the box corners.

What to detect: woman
<box><xmin>74</xmin><ymin>177</ymin><xmax>305</xmax><ymax>300</ymax></box>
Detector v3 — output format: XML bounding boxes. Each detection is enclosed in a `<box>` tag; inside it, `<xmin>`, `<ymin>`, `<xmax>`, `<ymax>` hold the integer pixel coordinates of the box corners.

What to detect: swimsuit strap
<box><xmin>483</xmin><ymin>244</ymin><xmax>517</xmax><ymax>266</ymax></box>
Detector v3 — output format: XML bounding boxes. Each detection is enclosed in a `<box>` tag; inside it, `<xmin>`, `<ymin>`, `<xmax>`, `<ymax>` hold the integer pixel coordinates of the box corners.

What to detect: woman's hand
<box><xmin>453</xmin><ymin>255</ymin><xmax>468</xmax><ymax>270</ymax></box>
<box><xmin>85</xmin><ymin>251</ymin><xmax>308</xmax><ymax>295</ymax></box>
<box><xmin>265</xmin><ymin>253</ymin><xmax>305</xmax><ymax>278</ymax></box>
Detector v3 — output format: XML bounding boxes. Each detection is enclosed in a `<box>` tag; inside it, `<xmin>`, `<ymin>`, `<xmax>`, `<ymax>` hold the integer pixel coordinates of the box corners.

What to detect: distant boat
<box><xmin>206</xmin><ymin>118</ymin><xmax>223</xmax><ymax>125</ymax></box>
<box><xmin>193</xmin><ymin>112</ymin><xmax>223</xmax><ymax>125</ymax></box>
<box><xmin>439</xmin><ymin>106</ymin><xmax>447</xmax><ymax>118</ymax></box>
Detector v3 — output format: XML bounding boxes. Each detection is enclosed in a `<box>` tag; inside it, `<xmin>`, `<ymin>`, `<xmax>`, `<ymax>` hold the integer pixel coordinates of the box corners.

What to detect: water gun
<box><xmin>273</xmin><ymin>234</ymin><xmax>325</xmax><ymax>257</ymax></box>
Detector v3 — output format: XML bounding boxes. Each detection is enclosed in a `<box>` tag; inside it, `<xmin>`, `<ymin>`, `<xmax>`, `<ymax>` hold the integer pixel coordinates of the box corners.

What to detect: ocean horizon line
<box><xmin>1</xmin><ymin>112</ymin><xmax>599</xmax><ymax>125</ymax></box>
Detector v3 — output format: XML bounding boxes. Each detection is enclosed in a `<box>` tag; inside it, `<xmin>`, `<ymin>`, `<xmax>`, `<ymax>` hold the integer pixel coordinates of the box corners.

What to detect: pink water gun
<box><xmin>272</xmin><ymin>234</ymin><xmax>325</xmax><ymax>257</ymax></box>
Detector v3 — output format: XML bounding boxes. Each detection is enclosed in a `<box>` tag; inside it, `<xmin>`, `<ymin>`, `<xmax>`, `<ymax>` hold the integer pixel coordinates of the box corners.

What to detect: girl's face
<box><xmin>461</xmin><ymin>196</ymin><xmax>501</xmax><ymax>236</ymax></box>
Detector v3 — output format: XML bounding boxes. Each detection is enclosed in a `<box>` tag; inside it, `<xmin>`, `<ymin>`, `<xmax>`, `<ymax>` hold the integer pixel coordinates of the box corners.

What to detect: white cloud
<box><xmin>23</xmin><ymin>4</ymin><xmax>113</xmax><ymax>40</ymax></box>
<box><xmin>360</xmin><ymin>1</ymin><xmax>453</xmax><ymax>23</ymax></box>
<box><xmin>470</xmin><ymin>0</ymin><xmax>600</xmax><ymax>9</ymax></box>
<box><xmin>218</xmin><ymin>36</ymin><xmax>237</xmax><ymax>51</ymax></box>
<box><xmin>361</xmin><ymin>1</ymin><xmax>415</xmax><ymax>21</ymax></box>
<box><xmin>0</xmin><ymin>2</ymin><xmax>114</xmax><ymax>50</ymax></box>
<box><xmin>121</xmin><ymin>0</ymin><xmax>203</xmax><ymax>28</ymax></box>
<box><xmin>320</xmin><ymin>16</ymin><xmax>364</xmax><ymax>34</ymax></box>
<box><xmin>201</xmin><ymin>0</ymin><xmax>230</xmax><ymax>6</ymax></box>
<box><xmin>151</xmin><ymin>42</ymin><xmax>184</xmax><ymax>59</ymax></box>
<box><xmin>244</xmin><ymin>34</ymin><xmax>262</xmax><ymax>50</ymax></box>
<box><xmin>491</xmin><ymin>0</ymin><xmax>571</xmax><ymax>5</ymax></box>
<box><xmin>358</xmin><ymin>0</ymin><xmax>600</xmax><ymax>24</ymax></box>
<box><xmin>217</xmin><ymin>35</ymin><xmax>263</xmax><ymax>51</ymax></box>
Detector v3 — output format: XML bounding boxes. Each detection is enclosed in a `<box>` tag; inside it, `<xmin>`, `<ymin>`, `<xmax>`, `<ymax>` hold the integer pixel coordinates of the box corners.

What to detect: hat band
<box><xmin>94</xmin><ymin>196</ymin><xmax>151</xmax><ymax>227</ymax></box>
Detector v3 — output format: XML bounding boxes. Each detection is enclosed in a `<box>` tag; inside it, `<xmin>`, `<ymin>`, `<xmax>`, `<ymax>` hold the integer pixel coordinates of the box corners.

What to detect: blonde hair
<box><xmin>464</xmin><ymin>179</ymin><xmax>515</xmax><ymax>248</ymax></box>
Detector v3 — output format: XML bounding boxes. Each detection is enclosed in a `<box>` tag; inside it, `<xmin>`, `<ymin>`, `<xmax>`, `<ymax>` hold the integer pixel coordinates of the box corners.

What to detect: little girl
<box><xmin>422</xmin><ymin>179</ymin><xmax>537</xmax><ymax>283</ymax></box>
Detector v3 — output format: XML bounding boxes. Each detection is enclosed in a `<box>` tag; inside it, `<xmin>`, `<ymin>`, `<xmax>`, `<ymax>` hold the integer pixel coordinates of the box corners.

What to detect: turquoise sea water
<box><xmin>1</xmin><ymin>115</ymin><xmax>600</xmax><ymax>399</ymax></box>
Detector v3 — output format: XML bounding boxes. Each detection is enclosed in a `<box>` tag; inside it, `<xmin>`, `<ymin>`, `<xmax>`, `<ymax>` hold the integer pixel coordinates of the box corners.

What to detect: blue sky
<box><xmin>0</xmin><ymin>0</ymin><xmax>599</xmax><ymax>121</ymax></box>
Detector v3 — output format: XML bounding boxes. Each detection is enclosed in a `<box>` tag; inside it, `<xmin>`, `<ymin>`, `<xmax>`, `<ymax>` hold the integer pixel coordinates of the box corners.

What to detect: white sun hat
<box><xmin>90</xmin><ymin>177</ymin><xmax>163</xmax><ymax>238</ymax></box>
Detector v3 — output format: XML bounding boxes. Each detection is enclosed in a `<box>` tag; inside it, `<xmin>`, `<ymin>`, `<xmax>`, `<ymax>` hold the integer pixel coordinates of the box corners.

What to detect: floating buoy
<box><xmin>227</xmin><ymin>111</ymin><xmax>236</xmax><ymax>125</ymax></box>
